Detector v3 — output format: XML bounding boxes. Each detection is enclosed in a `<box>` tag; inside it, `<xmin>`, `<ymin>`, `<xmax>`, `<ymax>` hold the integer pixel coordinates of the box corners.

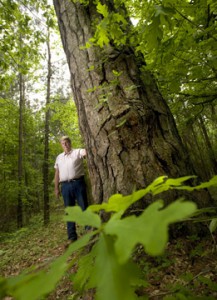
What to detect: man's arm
<box><xmin>54</xmin><ymin>168</ymin><xmax>60</xmax><ymax>198</ymax></box>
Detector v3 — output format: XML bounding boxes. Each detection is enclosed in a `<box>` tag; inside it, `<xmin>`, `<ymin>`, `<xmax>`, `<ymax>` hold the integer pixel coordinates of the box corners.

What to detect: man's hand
<box><xmin>55</xmin><ymin>187</ymin><xmax>60</xmax><ymax>199</ymax></box>
<box><xmin>81</xmin><ymin>149</ymin><xmax>86</xmax><ymax>158</ymax></box>
<box><xmin>54</xmin><ymin>168</ymin><xmax>60</xmax><ymax>199</ymax></box>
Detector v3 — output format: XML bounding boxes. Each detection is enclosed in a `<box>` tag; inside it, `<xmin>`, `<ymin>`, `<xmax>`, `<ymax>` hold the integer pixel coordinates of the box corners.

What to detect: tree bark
<box><xmin>198</xmin><ymin>116</ymin><xmax>217</xmax><ymax>175</ymax></box>
<box><xmin>53</xmin><ymin>0</ymin><xmax>205</xmax><ymax>204</ymax></box>
<box><xmin>43</xmin><ymin>30</ymin><xmax>51</xmax><ymax>225</ymax></box>
<box><xmin>17</xmin><ymin>72</ymin><xmax>24</xmax><ymax>228</ymax></box>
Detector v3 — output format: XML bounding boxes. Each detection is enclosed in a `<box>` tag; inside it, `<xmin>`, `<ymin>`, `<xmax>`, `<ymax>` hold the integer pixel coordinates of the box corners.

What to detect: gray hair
<box><xmin>60</xmin><ymin>136</ymin><xmax>71</xmax><ymax>144</ymax></box>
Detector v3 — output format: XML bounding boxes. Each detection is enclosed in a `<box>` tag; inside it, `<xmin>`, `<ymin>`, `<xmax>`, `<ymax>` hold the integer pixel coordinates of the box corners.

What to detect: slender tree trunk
<box><xmin>43</xmin><ymin>30</ymin><xmax>51</xmax><ymax>225</ymax></box>
<box><xmin>17</xmin><ymin>72</ymin><xmax>24</xmax><ymax>228</ymax></box>
<box><xmin>210</xmin><ymin>105</ymin><xmax>217</xmax><ymax>144</ymax></box>
<box><xmin>53</xmin><ymin>0</ymin><xmax>210</xmax><ymax>206</ymax></box>
<box><xmin>199</xmin><ymin>116</ymin><xmax>217</xmax><ymax>174</ymax></box>
<box><xmin>181</xmin><ymin>119</ymin><xmax>211</xmax><ymax>181</ymax></box>
<box><xmin>190</xmin><ymin>124</ymin><xmax>211</xmax><ymax>180</ymax></box>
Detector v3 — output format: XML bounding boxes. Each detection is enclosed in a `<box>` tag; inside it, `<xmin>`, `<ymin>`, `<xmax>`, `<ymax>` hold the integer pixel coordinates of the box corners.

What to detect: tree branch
<box><xmin>174</xmin><ymin>6</ymin><xmax>217</xmax><ymax>42</ymax></box>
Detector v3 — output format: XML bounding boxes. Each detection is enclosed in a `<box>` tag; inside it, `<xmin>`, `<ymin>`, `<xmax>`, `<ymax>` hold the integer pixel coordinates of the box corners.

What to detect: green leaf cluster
<box><xmin>144</xmin><ymin>1</ymin><xmax>216</xmax><ymax>103</ymax></box>
<box><xmin>84</xmin><ymin>1</ymin><xmax>129</xmax><ymax>48</ymax></box>
<box><xmin>2</xmin><ymin>176</ymin><xmax>217</xmax><ymax>299</ymax></box>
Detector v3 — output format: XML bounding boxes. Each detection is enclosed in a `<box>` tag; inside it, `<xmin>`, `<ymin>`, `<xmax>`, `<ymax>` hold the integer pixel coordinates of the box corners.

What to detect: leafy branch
<box><xmin>173</xmin><ymin>6</ymin><xmax>217</xmax><ymax>42</ymax></box>
<box><xmin>1</xmin><ymin>175</ymin><xmax>217</xmax><ymax>299</ymax></box>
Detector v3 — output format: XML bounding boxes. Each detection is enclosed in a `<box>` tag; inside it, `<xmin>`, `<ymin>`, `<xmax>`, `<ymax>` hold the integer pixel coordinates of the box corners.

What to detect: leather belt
<box><xmin>60</xmin><ymin>176</ymin><xmax>84</xmax><ymax>184</ymax></box>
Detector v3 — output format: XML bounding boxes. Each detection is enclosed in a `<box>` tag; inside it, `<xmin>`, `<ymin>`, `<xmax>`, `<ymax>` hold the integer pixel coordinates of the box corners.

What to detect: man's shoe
<box><xmin>85</xmin><ymin>225</ymin><xmax>92</xmax><ymax>231</ymax></box>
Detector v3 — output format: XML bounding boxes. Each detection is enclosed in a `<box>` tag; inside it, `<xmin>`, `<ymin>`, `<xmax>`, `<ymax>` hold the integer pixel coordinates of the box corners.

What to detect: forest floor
<box><xmin>0</xmin><ymin>204</ymin><xmax>217</xmax><ymax>300</ymax></box>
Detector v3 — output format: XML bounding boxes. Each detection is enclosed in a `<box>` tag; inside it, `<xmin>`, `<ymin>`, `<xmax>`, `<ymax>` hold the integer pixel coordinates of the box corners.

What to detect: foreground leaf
<box><xmin>209</xmin><ymin>218</ymin><xmax>217</xmax><ymax>233</ymax></box>
<box><xmin>176</xmin><ymin>175</ymin><xmax>217</xmax><ymax>191</ymax></box>
<box><xmin>105</xmin><ymin>199</ymin><xmax>197</xmax><ymax>263</ymax></box>
<box><xmin>89</xmin><ymin>176</ymin><xmax>199</xmax><ymax>214</ymax></box>
<box><xmin>91</xmin><ymin>234</ymin><xmax>141</xmax><ymax>300</ymax></box>
<box><xmin>64</xmin><ymin>206</ymin><xmax>101</xmax><ymax>228</ymax></box>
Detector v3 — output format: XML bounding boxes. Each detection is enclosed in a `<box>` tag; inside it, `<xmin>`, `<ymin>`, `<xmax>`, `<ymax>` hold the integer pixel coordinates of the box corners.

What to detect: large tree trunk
<box><xmin>53</xmin><ymin>0</ymin><xmax>203</xmax><ymax>204</ymax></box>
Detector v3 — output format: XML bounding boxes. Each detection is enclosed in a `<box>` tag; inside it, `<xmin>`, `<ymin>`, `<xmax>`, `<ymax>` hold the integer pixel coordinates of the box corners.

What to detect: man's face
<box><xmin>61</xmin><ymin>140</ymin><xmax>71</xmax><ymax>153</ymax></box>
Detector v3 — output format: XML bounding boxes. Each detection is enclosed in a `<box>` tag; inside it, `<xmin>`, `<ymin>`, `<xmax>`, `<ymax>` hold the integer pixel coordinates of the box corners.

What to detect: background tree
<box><xmin>43</xmin><ymin>28</ymin><xmax>51</xmax><ymax>226</ymax></box>
<box><xmin>17</xmin><ymin>69</ymin><xmax>25</xmax><ymax>228</ymax></box>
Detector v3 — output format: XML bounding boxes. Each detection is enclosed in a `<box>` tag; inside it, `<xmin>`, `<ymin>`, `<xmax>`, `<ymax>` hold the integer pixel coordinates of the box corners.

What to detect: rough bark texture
<box><xmin>53</xmin><ymin>0</ymin><xmax>199</xmax><ymax>204</ymax></box>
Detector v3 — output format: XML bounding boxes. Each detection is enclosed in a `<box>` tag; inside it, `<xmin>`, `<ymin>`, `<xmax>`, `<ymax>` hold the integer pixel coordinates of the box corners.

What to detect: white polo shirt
<box><xmin>54</xmin><ymin>149</ymin><xmax>85</xmax><ymax>182</ymax></box>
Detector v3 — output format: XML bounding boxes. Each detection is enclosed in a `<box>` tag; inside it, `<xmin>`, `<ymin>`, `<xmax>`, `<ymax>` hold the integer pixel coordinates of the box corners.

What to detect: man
<box><xmin>54</xmin><ymin>136</ymin><xmax>88</xmax><ymax>242</ymax></box>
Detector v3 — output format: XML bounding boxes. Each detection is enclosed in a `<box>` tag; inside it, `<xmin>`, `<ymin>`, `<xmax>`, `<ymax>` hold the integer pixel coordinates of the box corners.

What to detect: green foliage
<box><xmin>97</xmin><ymin>2</ymin><xmax>109</xmax><ymax>18</ymax></box>
<box><xmin>198</xmin><ymin>275</ymin><xmax>217</xmax><ymax>292</ymax></box>
<box><xmin>167</xmin><ymin>270</ymin><xmax>217</xmax><ymax>299</ymax></box>
<box><xmin>134</xmin><ymin>1</ymin><xmax>217</xmax><ymax>172</ymax></box>
<box><xmin>49</xmin><ymin>97</ymin><xmax>82</xmax><ymax>148</ymax></box>
<box><xmin>209</xmin><ymin>218</ymin><xmax>217</xmax><ymax>233</ymax></box>
<box><xmin>0</xmin><ymin>0</ymin><xmax>43</xmax><ymax>80</ymax></box>
<box><xmin>64</xmin><ymin>206</ymin><xmax>101</xmax><ymax>228</ymax></box>
<box><xmin>83</xmin><ymin>1</ymin><xmax>129</xmax><ymax>48</ymax></box>
<box><xmin>0</xmin><ymin>96</ymin><xmax>45</xmax><ymax>230</ymax></box>
<box><xmin>1</xmin><ymin>176</ymin><xmax>217</xmax><ymax>299</ymax></box>
<box><xmin>104</xmin><ymin>200</ymin><xmax>196</xmax><ymax>262</ymax></box>
<box><xmin>90</xmin><ymin>234</ymin><xmax>142</xmax><ymax>300</ymax></box>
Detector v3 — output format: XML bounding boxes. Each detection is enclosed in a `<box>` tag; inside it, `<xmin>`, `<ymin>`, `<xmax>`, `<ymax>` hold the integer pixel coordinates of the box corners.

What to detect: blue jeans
<box><xmin>61</xmin><ymin>177</ymin><xmax>88</xmax><ymax>240</ymax></box>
